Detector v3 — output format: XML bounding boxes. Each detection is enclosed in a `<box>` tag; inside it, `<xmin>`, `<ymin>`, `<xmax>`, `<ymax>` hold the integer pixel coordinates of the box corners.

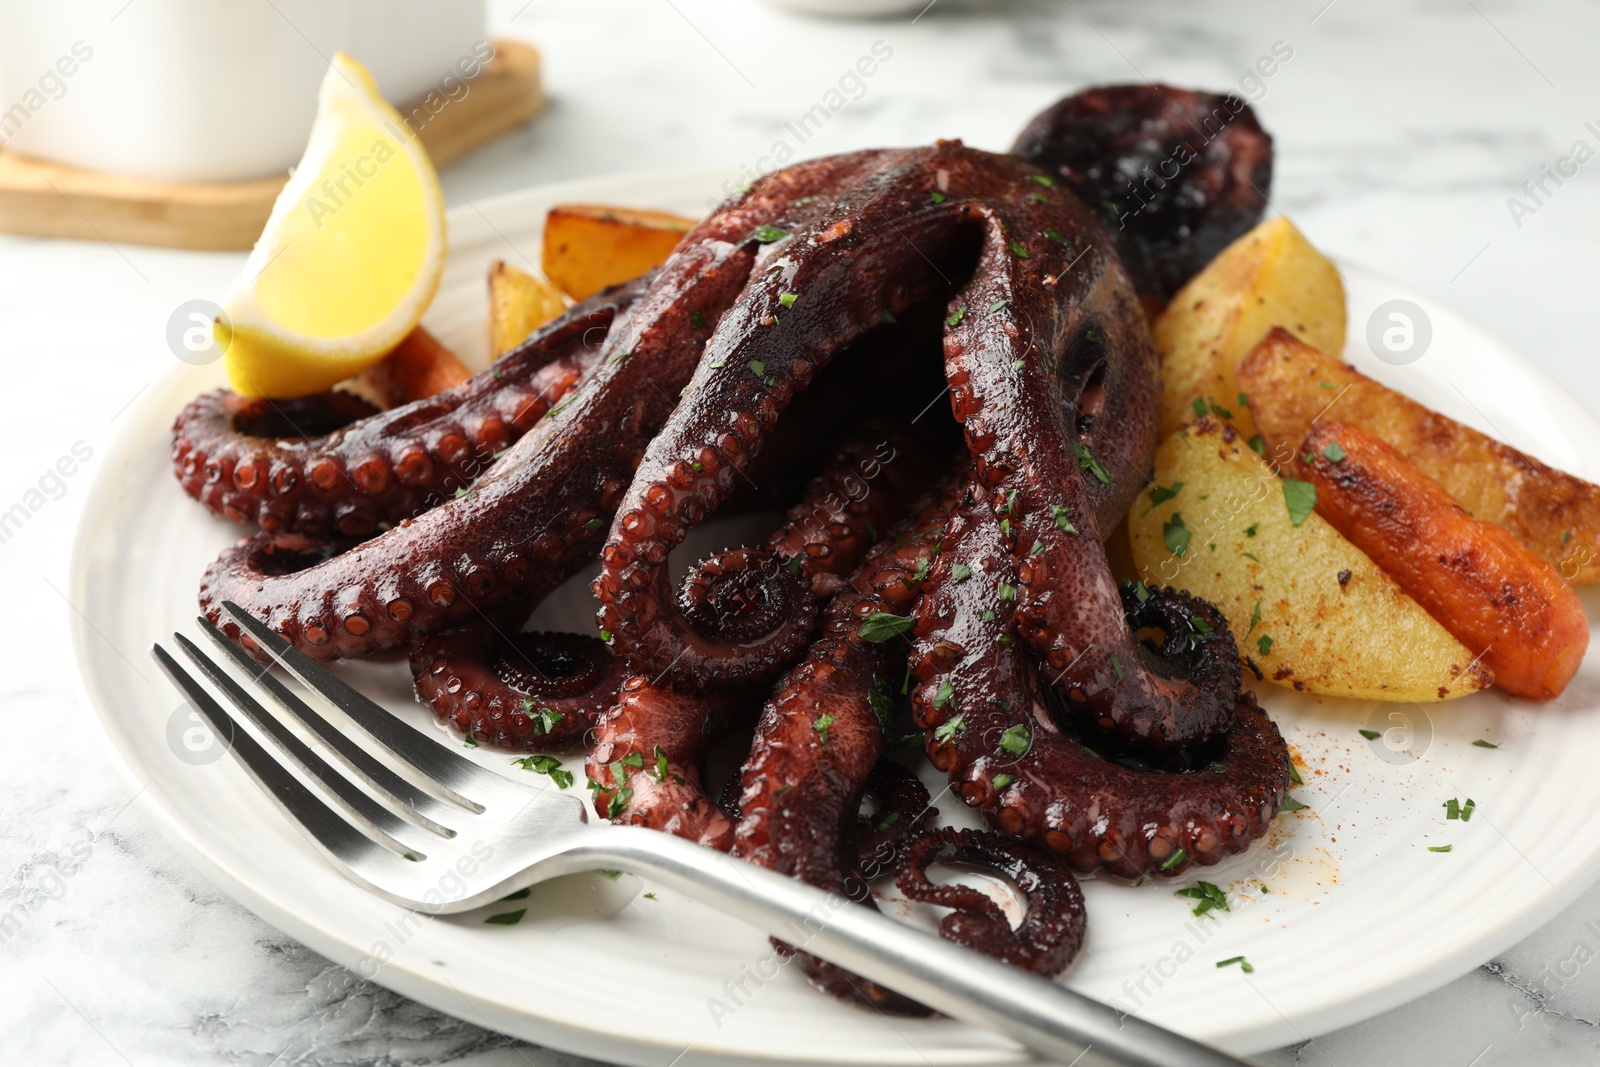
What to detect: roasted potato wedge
<box><xmin>1153</xmin><ymin>216</ymin><xmax>1346</xmax><ymax>439</ymax></box>
<box><xmin>541</xmin><ymin>204</ymin><xmax>695</xmax><ymax>301</ymax></box>
<box><xmin>1239</xmin><ymin>327</ymin><xmax>1600</xmax><ymax>584</ymax></box>
<box><xmin>360</xmin><ymin>326</ymin><xmax>470</xmax><ymax>405</ymax></box>
<box><xmin>1303</xmin><ymin>421</ymin><xmax>1586</xmax><ymax>699</ymax></box>
<box><xmin>489</xmin><ymin>259</ymin><xmax>567</xmax><ymax>356</ymax></box>
<box><xmin>1127</xmin><ymin>418</ymin><xmax>1492</xmax><ymax>702</ymax></box>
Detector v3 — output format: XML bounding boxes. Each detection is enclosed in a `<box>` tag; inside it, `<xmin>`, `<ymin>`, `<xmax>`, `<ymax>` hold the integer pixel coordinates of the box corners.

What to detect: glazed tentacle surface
<box><xmin>937</xmin><ymin>181</ymin><xmax>1237</xmax><ymax>748</ymax></box>
<box><xmin>595</xmin><ymin>147</ymin><xmax>1004</xmax><ymax>694</ymax></box>
<box><xmin>897</xmin><ymin>827</ymin><xmax>1088</xmax><ymax>977</ymax></box>
<box><xmin>766</xmin><ymin>425</ymin><xmax>947</xmax><ymax>602</ymax></box>
<box><xmin>733</xmin><ymin>479</ymin><xmax>960</xmax><ymax>1012</ymax></box>
<box><xmin>586</xmin><ymin>677</ymin><xmax>757</xmax><ymax>851</ymax></box>
<box><xmin>911</xmin><ymin>496</ymin><xmax>1290</xmax><ymax>878</ymax></box>
<box><xmin>173</xmin><ymin>279</ymin><xmax>643</xmax><ymax>537</ymax></box>
<box><xmin>410</xmin><ymin>630</ymin><xmax>630</xmax><ymax>751</ymax></box>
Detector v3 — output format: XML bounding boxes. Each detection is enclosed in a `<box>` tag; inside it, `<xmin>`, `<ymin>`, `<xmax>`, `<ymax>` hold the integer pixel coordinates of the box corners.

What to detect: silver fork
<box><xmin>150</xmin><ymin>601</ymin><xmax>1252</xmax><ymax>1067</ymax></box>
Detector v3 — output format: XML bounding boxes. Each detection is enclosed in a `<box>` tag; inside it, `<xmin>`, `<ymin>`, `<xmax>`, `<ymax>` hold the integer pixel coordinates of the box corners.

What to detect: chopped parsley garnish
<box><xmin>1257</xmin><ymin>634</ymin><xmax>1274</xmax><ymax>655</ymax></box>
<box><xmin>1009</xmin><ymin>238</ymin><xmax>1030</xmax><ymax>259</ymax></box>
<box><xmin>1319</xmin><ymin>380</ymin><xmax>1338</xmax><ymax>390</ymax></box>
<box><xmin>1428</xmin><ymin>844</ymin><xmax>1453</xmax><ymax>853</ymax></box>
<box><xmin>988</xmin><ymin>298</ymin><xmax>1010</xmax><ymax>314</ymax></box>
<box><xmin>1288</xmin><ymin>762</ymin><xmax>1304</xmax><ymax>786</ymax></box>
<box><xmin>930</xmin><ymin>190</ymin><xmax>947</xmax><ymax>204</ymax></box>
<box><xmin>511</xmin><ymin>753</ymin><xmax>573</xmax><ymax>789</ymax></box>
<box><xmin>643</xmin><ymin>892</ymin><xmax>658</xmax><ymax>900</ymax></box>
<box><xmin>1175</xmin><ymin>880</ymin><xmax>1230</xmax><ymax>918</ymax></box>
<box><xmin>1030</xmin><ymin>539</ymin><xmax>1045</xmax><ymax>556</ymax></box>
<box><xmin>1193</xmin><ymin>397</ymin><xmax>1209</xmax><ymax>418</ymax></box>
<box><xmin>952</xmin><ymin>563</ymin><xmax>972</xmax><ymax>583</ymax></box>
<box><xmin>748</xmin><ymin>359</ymin><xmax>767</xmax><ymax>378</ymax></box>
<box><xmin>1216</xmin><ymin>955</ymin><xmax>1255</xmax><ymax>973</ymax></box>
<box><xmin>1159</xmin><ymin>848</ymin><xmax>1187</xmax><ymax>871</ymax></box>
<box><xmin>1073</xmin><ymin>439</ymin><xmax>1111</xmax><ymax>483</ymax></box>
<box><xmin>1246</xmin><ymin>598</ymin><xmax>1263</xmax><ymax>636</ymax></box>
<box><xmin>998</xmin><ymin>723</ymin><xmax>1031</xmax><ymax>756</ymax></box>
<box><xmin>1359</xmin><ymin>728</ymin><xmax>1381</xmax><ymax>740</ymax></box>
<box><xmin>933</xmin><ymin>714</ymin><xmax>966</xmax><ymax>743</ymax></box>
<box><xmin>582</xmin><ymin>517</ymin><xmax>605</xmax><ymax>531</ymax></box>
<box><xmin>933</xmin><ymin>682</ymin><xmax>957</xmax><ymax>710</ymax></box>
<box><xmin>1279</xmin><ymin>795</ymin><xmax>1307</xmax><ymax>812</ymax></box>
<box><xmin>1029</xmin><ymin>174</ymin><xmax>1054</xmax><ymax>187</ymax></box>
<box><xmin>778</xmin><ymin>292</ymin><xmax>797</xmax><ymax>308</ymax></box>
<box><xmin>751</xmin><ymin>224</ymin><xmax>790</xmax><ymax>243</ymax></box>
<box><xmin>813</xmin><ymin>713</ymin><xmax>836</xmax><ymax>744</ymax></box>
<box><xmin>1244</xmin><ymin>523</ymin><xmax>1259</xmax><ymax>537</ymax></box>
<box><xmin>945</xmin><ymin>306</ymin><xmax>967</xmax><ymax>327</ymax></box>
<box><xmin>690</xmin><ymin>309</ymin><xmax>705</xmax><ymax>328</ymax></box>
<box><xmin>1248</xmin><ymin>435</ymin><xmax>1266</xmax><ymax>456</ymax></box>
<box><xmin>1110</xmin><ymin>652</ymin><xmax>1124</xmax><ymax>680</ymax></box>
<box><xmin>880</xmin><ymin>310</ymin><xmax>897</xmax><ymax>325</ymax></box>
<box><xmin>1283</xmin><ymin>478</ymin><xmax>1317</xmax><ymax>526</ymax></box>
<box><xmin>998</xmin><ymin>582</ymin><xmax>1017</xmax><ymax>601</ymax></box>
<box><xmin>484</xmin><ymin>909</ymin><xmax>526</xmax><ymax>925</ymax></box>
<box><xmin>1163</xmin><ymin>513</ymin><xmax>1191</xmax><ymax>557</ymax></box>
<box><xmin>1044</xmin><ymin>228</ymin><xmax>1071</xmax><ymax>247</ymax></box>
<box><xmin>1445</xmin><ymin>797</ymin><xmax>1476</xmax><ymax>822</ymax></box>
<box><xmin>1052</xmin><ymin>504</ymin><xmax>1077</xmax><ymax>533</ymax></box>
<box><xmin>1322</xmin><ymin>441</ymin><xmax>1347</xmax><ymax>462</ymax></box>
<box><xmin>992</xmin><ymin>773</ymin><xmax>1015</xmax><ymax>790</ymax></box>
<box><xmin>860</xmin><ymin>612</ymin><xmax>915</xmax><ymax>643</ymax></box>
<box><xmin>1473</xmin><ymin>739</ymin><xmax>1499</xmax><ymax>749</ymax></box>
<box><xmin>1148</xmin><ymin>481</ymin><xmax>1183</xmax><ymax>508</ymax></box>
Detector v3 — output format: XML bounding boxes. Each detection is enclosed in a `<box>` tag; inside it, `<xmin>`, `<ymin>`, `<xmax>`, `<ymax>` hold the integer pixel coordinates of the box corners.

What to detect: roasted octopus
<box><xmin>171</xmin><ymin>84</ymin><xmax>1290</xmax><ymax>1013</ymax></box>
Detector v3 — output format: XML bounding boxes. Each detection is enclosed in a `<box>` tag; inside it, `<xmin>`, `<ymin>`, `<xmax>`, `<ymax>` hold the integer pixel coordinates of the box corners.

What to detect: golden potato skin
<box><xmin>1153</xmin><ymin>216</ymin><xmax>1345</xmax><ymax>440</ymax></box>
<box><xmin>1126</xmin><ymin>417</ymin><xmax>1491</xmax><ymax>702</ymax></box>
<box><xmin>540</xmin><ymin>204</ymin><xmax>695</xmax><ymax>301</ymax></box>
<box><xmin>488</xmin><ymin>259</ymin><xmax>567</xmax><ymax>357</ymax></box>
<box><xmin>1239</xmin><ymin>327</ymin><xmax>1600</xmax><ymax>585</ymax></box>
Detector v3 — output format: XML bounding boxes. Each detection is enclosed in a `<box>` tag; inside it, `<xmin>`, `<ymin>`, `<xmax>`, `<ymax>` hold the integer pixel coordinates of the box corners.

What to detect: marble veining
<box><xmin>4</xmin><ymin>0</ymin><xmax>1600</xmax><ymax>1063</ymax></box>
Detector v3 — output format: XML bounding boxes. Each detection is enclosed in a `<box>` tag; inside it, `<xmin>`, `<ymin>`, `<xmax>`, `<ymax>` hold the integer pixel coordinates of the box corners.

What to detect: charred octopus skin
<box><xmin>199</xmin><ymin>151</ymin><xmax>877</xmax><ymax>660</ymax></box>
<box><xmin>1012</xmin><ymin>83</ymin><xmax>1273</xmax><ymax>303</ymax></box>
<box><xmin>173</xmin><ymin>278</ymin><xmax>646</xmax><ymax>537</ymax></box>
<box><xmin>910</xmin><ymin>496</ymin><xmax>1291</xmax><ymax>878</ymax></box>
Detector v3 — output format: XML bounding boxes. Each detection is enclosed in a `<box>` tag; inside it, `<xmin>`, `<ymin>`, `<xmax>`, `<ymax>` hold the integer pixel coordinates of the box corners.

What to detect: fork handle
<box><xmin>553</xmin><ymin>826</ymin><xmax>1253</xmax><ymax>1067</ymax></box>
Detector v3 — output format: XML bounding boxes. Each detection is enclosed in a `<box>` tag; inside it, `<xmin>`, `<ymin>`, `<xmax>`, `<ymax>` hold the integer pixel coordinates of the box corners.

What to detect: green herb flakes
<box><xmin>860</xmin><ymin>612</ymin><xmax>915</xmax><ymax>643</ymax></box>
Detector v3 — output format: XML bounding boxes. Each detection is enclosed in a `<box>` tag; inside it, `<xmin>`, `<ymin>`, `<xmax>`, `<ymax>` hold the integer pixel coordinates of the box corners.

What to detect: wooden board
<box><xmin>0</xmin><ymin>38</ymin><xmax>544</xmax><ymax>251</ymax></box>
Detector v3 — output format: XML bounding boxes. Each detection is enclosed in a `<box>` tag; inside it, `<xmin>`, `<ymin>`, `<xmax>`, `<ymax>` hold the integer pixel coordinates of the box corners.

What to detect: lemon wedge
<box><xmin>219</xmin><ymin>53</ymin><xmax>446</xmax><ymax>397</ymax></box>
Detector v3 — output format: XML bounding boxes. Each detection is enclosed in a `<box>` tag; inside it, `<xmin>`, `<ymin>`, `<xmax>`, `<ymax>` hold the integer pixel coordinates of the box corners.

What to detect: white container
<box><xmin>0</xmin><ymin>0</ymin><xmax>487</xmax><ymax>182</ymax></box>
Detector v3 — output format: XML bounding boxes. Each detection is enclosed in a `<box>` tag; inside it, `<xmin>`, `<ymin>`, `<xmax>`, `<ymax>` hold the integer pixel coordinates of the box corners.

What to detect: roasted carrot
<box><xmin>1302</xmin><ymin>420</ymin><xmax>1587</xmax><ymax>700</ymax></box>
<box><xmin>359</xmin><ymin>326</ymin><xmax>472</xmax><ymax>406</ymax></box>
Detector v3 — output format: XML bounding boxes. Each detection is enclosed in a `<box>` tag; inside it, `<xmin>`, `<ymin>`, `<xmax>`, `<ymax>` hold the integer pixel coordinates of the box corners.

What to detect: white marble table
<box><xmin>6</xmin><ymin>0</ymin><xmax>1600</xmax><ymax>1063</ymax></box>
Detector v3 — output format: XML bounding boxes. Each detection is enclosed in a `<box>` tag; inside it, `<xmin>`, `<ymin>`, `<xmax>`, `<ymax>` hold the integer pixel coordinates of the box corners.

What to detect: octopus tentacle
<box><xmin>734</xmin><ymin>478</ymin><xmax>961</xmax><ymax>1013</ymax></box>
<box><xmin>1012</xmin><ymin>84</ymin><xmax>1273</xmax><ymax>303</ymax></box>
<box><xmin>856</xmin><ymin>760</ymin><xmax>936</xmax><ymax>873</ymax></box>
<box><xmin>409</xmin><ymin>630</ymin><xmax>629</xmax><ymax>751</ymax></box>
<box><xmin>897</xmin><ymin>827</ymin><xmax>1087</xmax><ymax>978</ymax></box>
<box><xmin>939</xmin><ymin>184</ymin><xmax>1236</xmax><ymax>748</ymax></box>
<box><xmin>204</xmin><ymin>152</ymin><xmax>881</xmax><ymax>661</ymax></box>
<box><xmin>595</xmin><ymin>150</ymin><xmax>996</xmax><ymax>692</ymax></box>
<box><xmin>172</xmin><ymin>279</ymin><xmax>644</xmax><ymax>537</ymax></box>
<box><xmin>589</xmin><ymin>427</ymin><xmax>942</xmax><ymax>847</ymax></box>
<box><xmin>586</xmin><ymin>677</ymin><xmax>756</xmax><ymax>851</ymax></box>
<box><xmin>911</xmin><ymin>496</ymin><xmax>1290</xmax><ymax>879</ymax></box>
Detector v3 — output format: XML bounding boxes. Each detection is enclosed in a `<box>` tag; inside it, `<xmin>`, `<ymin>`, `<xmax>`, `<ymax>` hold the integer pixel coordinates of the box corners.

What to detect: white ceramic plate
<box><xmin>70</xmin><ymin>170</ymin><xmax>1600</xmax><ymax>1063</ymax></box>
